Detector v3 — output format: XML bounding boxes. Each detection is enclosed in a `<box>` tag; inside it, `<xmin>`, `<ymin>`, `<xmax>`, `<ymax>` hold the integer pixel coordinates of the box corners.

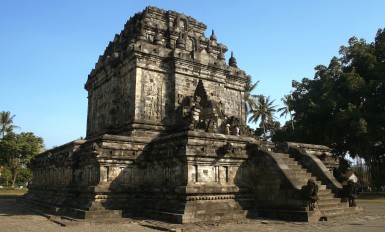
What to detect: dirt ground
<box><xmin>1</xmin><ymin>198</ymin><xmax>384</xmax><ymax>232</ymax></box>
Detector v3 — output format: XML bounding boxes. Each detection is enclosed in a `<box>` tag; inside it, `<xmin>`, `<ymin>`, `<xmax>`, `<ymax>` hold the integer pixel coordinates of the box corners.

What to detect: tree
<box><xmin>248</xmin><ymin>95</ymin><xmax>277</xmax><ymax>140</ymax></box>
<box><xmin>0</xmin><ymin>132</ymin><xmax>43</xmax><ymax>187</ymax></box>
<box><xmin>272</xmin><ymin>120</ymin><xmax>296</xmax><ymax>143</ymax></box>
<box><xmin>278</xmin><ymin>95</ymin><xmax>295</xmax><ymax>130</ymax></box>
<box><xmin>277</xmin><ymin>28</ymin><xmax>385</xmax><ymax>188</ymax></box>
<box><xmin>0</xmin><ymin>111</ymin><xmax>20</xmax><ymax>138</ymax></box>
<box><xmin>244</xmin><ymin>76</ymin><xmax>259</xmax><ymax>119</ymax></box>
<box><xmin>0</xmin><ymin>166</ymin><xmax>12</xmax><ymax>186</ymax></box>
<box><xmin>17</xmin><ymin>167</ymin><xmax>33</xmax><ymax>184</ymax></box>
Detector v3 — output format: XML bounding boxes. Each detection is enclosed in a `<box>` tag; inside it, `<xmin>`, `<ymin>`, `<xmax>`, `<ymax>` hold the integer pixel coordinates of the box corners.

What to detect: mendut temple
<box><xmin>24</xmin><ymin>6</ymin><xmax>362</xmax><ymax>223</ymax></box>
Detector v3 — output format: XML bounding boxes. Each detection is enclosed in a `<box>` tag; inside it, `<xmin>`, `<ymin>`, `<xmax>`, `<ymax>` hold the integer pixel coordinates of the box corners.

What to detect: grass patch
<box><xmin>356</xmin><ymin>192</ymin><xmax>385</xmax><ymax>203</ymax></box>
<box><xmin>0</xmin><ymin>189</ymin><xmax>28</xmax><ymax>198</ymax></box>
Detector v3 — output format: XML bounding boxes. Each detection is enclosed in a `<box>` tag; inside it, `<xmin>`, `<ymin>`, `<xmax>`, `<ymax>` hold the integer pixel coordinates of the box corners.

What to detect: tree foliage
<box><xmin>278</xmin><ymin>95</ymin><xmax>295</xmax><ymax>130</ymax></box>
<box><xmin>244</xmin><ymin>76</ymin><xmax>259</xmax><ymax>118</ymax></box>
<box><xmin>0</xmin><ymin>166</ymin><xmax>12</xmax><ymax>185</ymax></box>
<box><xmin>248</xmin><ymin>95</ymin><xmax>277</xmax><ymax>140</ymax></box>
<box><xmin>273</xmin><ymin>28</ymin><xmax>385</xmax><ymax>188</ymax></box>
<box><xmin>0</xmin><ymin>111</ymin><xmax>19</xmax><ymax>138</ymax></box>
<box><xmin>0</xmin><ymin>132</ymin><xmax>43</xmax><ymax>187</ymax></box>
<box><xmin>17</xmin><ymin>167</ymin><xmax>33</xmax><ymax>184</ymax></box>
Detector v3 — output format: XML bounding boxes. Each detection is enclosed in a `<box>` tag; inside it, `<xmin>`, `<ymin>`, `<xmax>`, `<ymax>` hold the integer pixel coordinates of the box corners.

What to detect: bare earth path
<box><xmin>1</xmin><ymin>198</ymin><xmax>384</xmax><ymax>232</ymax></box>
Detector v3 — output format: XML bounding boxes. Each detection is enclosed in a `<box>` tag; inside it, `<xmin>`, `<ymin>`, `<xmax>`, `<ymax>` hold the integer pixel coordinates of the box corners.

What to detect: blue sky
<box><xmin>1</xmin><ymin>0</ymin><xmax>385</xmax><ymax>148</ymax></box>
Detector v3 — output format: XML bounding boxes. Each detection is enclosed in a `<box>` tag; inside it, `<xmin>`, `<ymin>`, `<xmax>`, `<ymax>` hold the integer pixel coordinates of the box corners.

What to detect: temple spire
<box><xmin>210</xmin><ymin>29</ymin><xmax>217</xmax><ymax>41</ymax></box>
<box><xmin>229</xmin><ymin>51</ymin><xmax>238</xmax><ymax>67</ymax></box>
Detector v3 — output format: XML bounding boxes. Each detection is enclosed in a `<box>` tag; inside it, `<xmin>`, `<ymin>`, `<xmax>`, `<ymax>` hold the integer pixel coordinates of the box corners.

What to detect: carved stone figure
<box><xmin>302</xmin><ymin>179</ymin><xmax>319</xmax><ymax>210</ymax></box>
<box><xmin>225</xmin><ymin>124</ymin><xmax>230</xmax><ymax>135</ymax></box>
<box><xmin>347</xmin><ymin>179</ymin><xmax>358</xmax><ymax>207</ymax></box>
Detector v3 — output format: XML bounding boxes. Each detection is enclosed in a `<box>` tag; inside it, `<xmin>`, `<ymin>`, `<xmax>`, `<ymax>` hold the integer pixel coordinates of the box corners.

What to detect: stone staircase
<box><xmin>278</xmin><ymin>152</ymin><xmax>362</xmax><ymax>220</ymax></box>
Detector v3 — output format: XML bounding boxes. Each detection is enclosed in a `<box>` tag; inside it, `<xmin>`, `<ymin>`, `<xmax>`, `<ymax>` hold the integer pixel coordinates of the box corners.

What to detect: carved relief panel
<box><xmin>139</xmin><ymin>70</ymin><xmax>167</xmax><ymax>122</ymax></box>
<box><xmin>224</xmin><ymin>88</ymin><xmax>242</xmax><ymax>121</ymax></box>
<box><xmin>120</xmin><ymin>72</ymin><xmax>135</xmax><ymax>124</ymax></box>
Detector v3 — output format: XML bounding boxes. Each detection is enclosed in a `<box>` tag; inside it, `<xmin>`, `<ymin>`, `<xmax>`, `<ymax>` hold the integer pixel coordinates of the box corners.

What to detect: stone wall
<box><xmin>28</xmin><ymin>132</ymin><xmax>258</xmax><ymax>222</ymax></box>
<box><xmin>84</xmin><ymin>6</ymin><xmax>249</xmax><ymax>138</ymax></box>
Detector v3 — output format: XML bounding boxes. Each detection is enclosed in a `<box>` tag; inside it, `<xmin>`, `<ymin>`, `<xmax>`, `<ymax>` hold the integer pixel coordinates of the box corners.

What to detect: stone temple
<box><xmin>25</xmin><ymin>6</ymin><xmax>362</xmax><ymax>223</ymax></box>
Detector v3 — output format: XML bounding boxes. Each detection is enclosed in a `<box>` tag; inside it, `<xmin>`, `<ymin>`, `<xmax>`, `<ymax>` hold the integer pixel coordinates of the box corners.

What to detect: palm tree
<box><xmin>248</xmin><ymin>95</ymin><xmax>277</xmax><ymax>140</ymax></box>
<box><xmin>278</xmin><ymin>95</ymin><xmax>295</xmax><ymax>130</ymax></box>
<box><xmin>0</xmin><ymin>111</ymin><xmax>20</xmax><ymax>138</ymax></box>
<box><xmin>244</xmin><ymin>76</ymin><xmax>259</xmax><ymax>120</ymax></box>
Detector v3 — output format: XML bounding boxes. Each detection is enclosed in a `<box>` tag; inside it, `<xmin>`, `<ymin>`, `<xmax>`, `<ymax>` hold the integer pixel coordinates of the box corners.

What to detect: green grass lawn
<box><xmin>356</xmin><ymin>192</ymin><xmax>385</xmax><ymax>203</ymax></box>
<box><xmin>0</xmin><ymin>188</ymin><xmax>28</xmax><ymax>198</ymax></box>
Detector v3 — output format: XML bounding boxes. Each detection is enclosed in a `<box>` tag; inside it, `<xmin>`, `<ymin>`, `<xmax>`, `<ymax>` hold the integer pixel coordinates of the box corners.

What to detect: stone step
<box><xmin>322</xmin><ymin>206</ymin><xmax>363</xmax><ymax>220</ymax></box>
<box><xmin>299</xmin><ymin>182</ymin><xmax>327</xmax><ymax>191</ymax></box>
<box><xmin>183</xmin><ymin>210</ymin><xmax>249</xmax><ymax>223</ymax></box>
<box><xmin>318</xmin><ymin>189</ymin><xmax>332</xmax><ymax>195</ymax></box>
<box><xmin>317</xmin><ymin>203</ymin><xmax>343</xmax><ymax>211</ymax></box>
<box><xmin>297</xmin><ymin>179</ymin><xmax>317</xmax><ymax>186</ymax></box>
<box><xmin>286</xmin><ymin>164</ymin><xmax>302</xmax><ymax>169</ymax></box>
<box><xmin>276</xmin><ymin>154</ymin><xmax>296</xmax><ymax>161</ymax></box>
<box><xmin>298</xmin><ymin>178</ymin><xmax>324</xmax><ymax>187</ymax></box>
<box><xmin>278</xmin><ymin>151</ymin><xmax>354</xmax><ymax>221</ymax></box>
<box><xmin>291</xmin><ymin>172</ymin><xmax>312</xmax><ymax>179</ymax></box>
<box><xmin>275</xmin><ymin>153</ymin><xmax>291</xmax><ymax>157</ymax></box>
<box><xmin>318</xmin><ymin>198</ymin><xmax>341</xmax><ymax>205</ymax></box>
<box><xmin>283</xmin><ymin>159</ymin><xmax>299</xmax><ymax>165</ymax></box>
<box><xmin>318</xmin><ymin>194</ymin><xmax>337</xmax><ymax>201</ymax></box>
<box><xmin>287</xmin><ymin>168</ymin><xmax>308</xmax><ymax>174</ymax></box>
<box><xmin>276</xmin><ymin>152</ymin><xmax>364</xmax><ymax>222</ymax></box>
<box><xmin>282</xmin><ymin>161</ymin><xmax>300</xmax><ymax>167</ymax></box>
<box><xmin>311</xmin><ymin>179</ymin><xmax>326</xmax><ymax>189</ymax></box>
<box><xmin>278</xmin><ymin>154</ymin><xmax>324</xmax><ymax>185</ymax></box>
<box><xmin>288</xmin><ymin>169</ymin><xmax>305</xmax><ymax>174</ymax></box>
<box><xmin>281</xmin><ymin>153</ymin><xmax>309</xmax><ymax>168</ymax></box>
<box><xmin>65</xmin><ymin>208</ymin><xmax>123</xmax><ymax>219</ymax></box>
<box><xmin>318</xmin><ymin>185</ymin><xmax>327</xmax><ymax>190</ymax></box>
<box><xmin>319</xmin><ymin>207</ymin><xmax>346</xmax><ymax>217</ymax></box>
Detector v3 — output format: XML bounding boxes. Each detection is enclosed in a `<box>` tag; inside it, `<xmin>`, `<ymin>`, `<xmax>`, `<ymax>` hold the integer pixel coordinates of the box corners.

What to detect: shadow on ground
<box><xmin>357</xmin><ymin>192</ymin><xmax>385</xmax><ymax>203</ymax></box>
<box><xmin>0</xmin><ymin>198</ymin><xmax>40</xmax><ymax>217</ymax></box>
